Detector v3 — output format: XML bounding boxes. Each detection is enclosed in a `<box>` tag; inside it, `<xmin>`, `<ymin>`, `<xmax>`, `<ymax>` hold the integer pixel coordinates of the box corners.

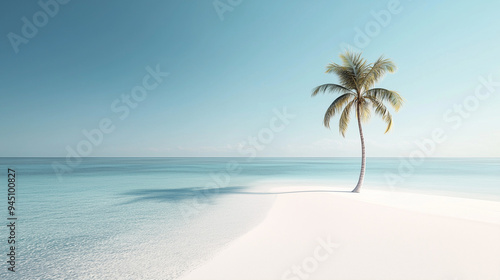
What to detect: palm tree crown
<box><xmin>312</xmin><ymin>51</ymin><xmax>403</xmax><ymax>136</ymax></box>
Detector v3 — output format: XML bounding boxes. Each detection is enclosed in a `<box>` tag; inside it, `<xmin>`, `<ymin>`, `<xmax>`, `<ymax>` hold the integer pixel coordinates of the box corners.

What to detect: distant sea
<box><xmin>1</xmin><ymin>157</ymin><xmax>499</xmax><ymax>279</ymax></box>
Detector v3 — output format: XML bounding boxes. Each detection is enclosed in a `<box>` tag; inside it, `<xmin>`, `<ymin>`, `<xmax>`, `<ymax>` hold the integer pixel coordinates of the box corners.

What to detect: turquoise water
<box><xmin>0</xmin><ymin>157</ymin><xmax>499</xmax><ymax>279</ymax></box>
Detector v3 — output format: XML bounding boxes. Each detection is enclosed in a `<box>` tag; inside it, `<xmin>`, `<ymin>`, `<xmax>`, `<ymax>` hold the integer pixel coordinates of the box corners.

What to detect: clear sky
<box><xmin>1</xmin><ymin>0</ymin><xmax>499</xmax><ymax>157</ymax></box>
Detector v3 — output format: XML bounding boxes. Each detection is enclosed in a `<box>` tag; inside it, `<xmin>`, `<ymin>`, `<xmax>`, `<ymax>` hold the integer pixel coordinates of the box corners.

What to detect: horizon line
<box><xmin>1</xmin><ymin>156</ymin><xmax>499</xmax><ymax>159</ymax></box>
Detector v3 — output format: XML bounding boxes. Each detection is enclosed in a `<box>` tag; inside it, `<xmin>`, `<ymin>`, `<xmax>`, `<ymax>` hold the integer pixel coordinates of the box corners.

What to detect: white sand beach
<box><xmin>180</xmin><ymin>186</ymin><xmax>500</xmax><ymax>280</ymax></box>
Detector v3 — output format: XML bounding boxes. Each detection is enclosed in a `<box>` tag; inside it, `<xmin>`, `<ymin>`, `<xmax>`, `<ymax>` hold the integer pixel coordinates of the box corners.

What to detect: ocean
<box><xmin>0</xmin><ymin>157</ymin><xmax>499</xmax><ymax>279</ymax></box>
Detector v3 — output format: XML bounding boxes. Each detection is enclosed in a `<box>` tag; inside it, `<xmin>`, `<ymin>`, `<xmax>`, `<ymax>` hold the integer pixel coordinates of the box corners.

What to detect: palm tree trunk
<box><xmin>352</xmin><ymin>103</ymin><xmax>365</xmax><ymax>193</ymax></box>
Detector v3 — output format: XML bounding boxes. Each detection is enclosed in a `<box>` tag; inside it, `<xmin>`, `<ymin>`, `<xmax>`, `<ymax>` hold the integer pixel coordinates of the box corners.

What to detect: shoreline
<box><xmin>179</xmin><ymin>185</ymin><xmax>500</xmax><ymax>280</ymax></box>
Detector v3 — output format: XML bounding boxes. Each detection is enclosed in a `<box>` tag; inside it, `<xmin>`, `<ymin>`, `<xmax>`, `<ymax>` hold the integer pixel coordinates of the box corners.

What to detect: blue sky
<box><xmin>1</xmin><ymin>0</ymin><xmax>499</xmax><ymax>157</ymax></box>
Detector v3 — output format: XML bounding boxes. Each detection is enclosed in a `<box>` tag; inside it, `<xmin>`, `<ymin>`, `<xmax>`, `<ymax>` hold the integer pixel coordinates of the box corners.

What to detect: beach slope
<box><xmin>180</xmin><ymin>187</ymin><xmax>500</xmax><ymax>280</ymax></box>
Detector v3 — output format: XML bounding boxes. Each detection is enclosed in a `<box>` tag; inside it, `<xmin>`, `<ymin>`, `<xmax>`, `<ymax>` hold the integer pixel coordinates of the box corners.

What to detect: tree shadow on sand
<box><xmin>119</xmin><ymin>186</ymin><xmax>350</xmax><ymax>205</ymax></box>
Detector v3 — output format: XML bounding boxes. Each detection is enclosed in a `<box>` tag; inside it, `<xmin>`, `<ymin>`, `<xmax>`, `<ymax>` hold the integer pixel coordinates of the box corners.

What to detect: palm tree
<box><xmin>312</xmin><ymin>51</ymin><xmax>404</xmax><ymax>193</ymax></box>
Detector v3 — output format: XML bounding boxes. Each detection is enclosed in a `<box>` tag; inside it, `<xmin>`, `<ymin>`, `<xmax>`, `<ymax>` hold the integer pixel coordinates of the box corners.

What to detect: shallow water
<box><xmin>0</xmin><ymin>157</ymin><xmax>498</xmax><ymax>279</ymax></box>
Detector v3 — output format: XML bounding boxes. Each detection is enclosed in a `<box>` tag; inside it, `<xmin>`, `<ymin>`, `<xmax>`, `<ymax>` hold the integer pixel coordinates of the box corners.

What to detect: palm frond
<box><xmin>336</xmin><ymin>51</ymin><xmax>369</xmax><ymax>91</ymax></box>
<box><xmin>365</xmin><ymin>88</ymin><xmax>404</xmax><ymax>111</ymax></box>
<box><xmin>323</xmin><ymin>93</ymin><xmax>354</xmax><ymax>128</ymax></box>
<box><xmin>311</xmin><ymin>83</ymin><xmax>355</xmax><ymax>97</ymax></box>
<box><xmin>325</xmin><ymin>63</ymin><xmax>357</xmax><ymax>90</ymax></box>
<box><xmin>361</xmin><ymin>56</ymin><xmax>396</xmax><ymax>90</ymax></box>
<box><xmin>367</xmin><ymin>96</ymin><xmax>393</xmax><ymax>133</ymax></box>
<box><xmin>357</xmin><ymin>98</ymin><xmax>372</xmax><ymax>123</ymax></box>
<box><xmin>339</xmin><ymin>51</ymin><xmax>368</xmax><ymax>79</ymax></box>
<box><xmin>339</xmin><ymin>99</ymin><xmax>356</xmax><ymax>137</ymax></box>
